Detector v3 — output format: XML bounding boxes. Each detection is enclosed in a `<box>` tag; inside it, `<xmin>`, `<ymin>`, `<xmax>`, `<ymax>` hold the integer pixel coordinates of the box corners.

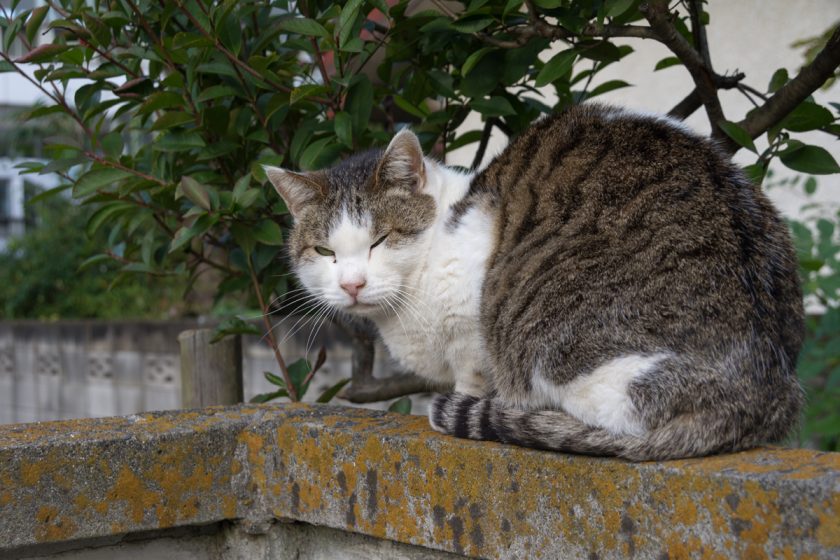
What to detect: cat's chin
<box><xmin>343</xmin><ymin>302</ymin><xmax>380</xmax><ymax>316</ymax></box>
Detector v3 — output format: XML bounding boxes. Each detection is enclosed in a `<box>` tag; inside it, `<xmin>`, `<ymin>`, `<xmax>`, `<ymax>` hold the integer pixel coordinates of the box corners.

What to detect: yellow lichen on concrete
<box><xmin>816</xmin><ymin>494</ymin><xmax>840</xmax><ymax>548</ymax></box>
<box><xmin>2</xmin><ymin>403</ymin><xmax>839</xmax><ymax>558</ymax></box>
<box><xmin>34</xmin><ymin>505</ymin><xmax>76</xmax><ymax>542</ymax></box>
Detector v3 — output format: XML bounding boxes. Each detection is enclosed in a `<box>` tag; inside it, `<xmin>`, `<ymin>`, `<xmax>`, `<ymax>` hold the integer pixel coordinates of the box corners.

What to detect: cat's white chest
<box><xmin>376</xmin><ymin>206</ymin><xmax>495</xmax><ymax>390</ymax></box>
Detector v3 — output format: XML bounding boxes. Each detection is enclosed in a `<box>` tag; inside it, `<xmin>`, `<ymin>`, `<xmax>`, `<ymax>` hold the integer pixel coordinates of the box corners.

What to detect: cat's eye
<box><xmin>370</xmin><ymin>234</ymin><xmax>388</xmax><ymax>249</ymax></box>
<box><xmin>314</xmin><ymin>246</ymin><xmax>335</xmax><ymax>257</ymax></box>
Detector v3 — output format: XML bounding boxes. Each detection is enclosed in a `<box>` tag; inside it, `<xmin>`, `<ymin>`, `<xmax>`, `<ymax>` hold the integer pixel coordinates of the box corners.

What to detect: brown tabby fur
<box><xmin>274</xmin><ymin>103</ymin><xmax>804</xmax><ymax>460</ymax></box>
<box><xmin>432</xmin><ymin>104</ymin><xmax>804</xmax><ymax>459</ymax></box>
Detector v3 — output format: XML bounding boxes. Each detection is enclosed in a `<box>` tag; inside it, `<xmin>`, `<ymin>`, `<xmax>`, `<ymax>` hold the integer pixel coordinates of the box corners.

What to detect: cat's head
<box><xmin>265</xmin><ymin>129</ymin><xmax>438</xmax><ymax>317</ymax></box>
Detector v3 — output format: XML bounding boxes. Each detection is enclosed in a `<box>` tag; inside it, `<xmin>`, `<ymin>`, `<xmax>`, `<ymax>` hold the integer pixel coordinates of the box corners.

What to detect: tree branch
<box><xmin>333</xmin><ymin>317</ymin><xmax>447</xmax><ymax>403</ymax></box>
<box><xmin>640</xmin><ymin>0</ymin><xmax>726</xmax><ymax>136</ymax></box>
<box><xmin>341</xmin><ymin>372</ymin><xmax>447</xmax><ymax>403</ymax></box>
<box><xmin>471</xmin><ymin>117</ymin><xmax>496</xmax><ymax>171</ymax></box>
<box><xmin>667</xmin><ymin>72</ymin><xmax>745</xmax><ymax>119</ymax></box>
<box><xmin>731</xmin><ymin>24</ymin><xmax>840</xmax><ymax>151</ymax></box>
<box><xmin>688</xmin><ymin>0</ymin><xmax>712</xmax><ymax>70</ymax></box>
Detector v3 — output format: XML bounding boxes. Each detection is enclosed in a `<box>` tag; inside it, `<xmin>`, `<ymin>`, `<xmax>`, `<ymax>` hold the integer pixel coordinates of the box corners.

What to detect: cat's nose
<box><xmin>340</xmin><ymin>280</ymin><xmax>366</xmax><ymax>297</ymax></box>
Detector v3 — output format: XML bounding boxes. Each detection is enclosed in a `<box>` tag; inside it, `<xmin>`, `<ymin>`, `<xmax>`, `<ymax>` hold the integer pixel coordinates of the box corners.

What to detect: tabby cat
<box><xmin>266</xmin><ymin>103</ymin><xmax>804</xmax><ymax>460</ymax></box>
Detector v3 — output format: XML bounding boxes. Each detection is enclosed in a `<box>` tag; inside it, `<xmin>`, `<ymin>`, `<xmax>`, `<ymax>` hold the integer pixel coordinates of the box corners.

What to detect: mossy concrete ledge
<box><xmin>1</xmin><ymin>404</ymin><xmax>839</xmax><ymax>559</ymax></box>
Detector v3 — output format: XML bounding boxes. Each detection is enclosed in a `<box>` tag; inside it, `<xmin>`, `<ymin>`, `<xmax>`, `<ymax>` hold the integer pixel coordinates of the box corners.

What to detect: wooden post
<box><xmin>178</xmin><ymin>329</ymin><xmax>243</xmax><ymax>408</ymax></box>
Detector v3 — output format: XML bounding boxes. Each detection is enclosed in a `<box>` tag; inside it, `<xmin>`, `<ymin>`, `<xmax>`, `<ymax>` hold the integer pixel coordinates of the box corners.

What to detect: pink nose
<box><xmin>340</xmin><ymin>280</ymin><xmax>366</xmax><ymax>297</ymax></box>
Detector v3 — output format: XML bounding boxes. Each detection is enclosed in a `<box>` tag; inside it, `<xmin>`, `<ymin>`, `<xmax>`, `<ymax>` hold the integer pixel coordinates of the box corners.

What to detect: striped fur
<box><xmin>271</xmin><ymin>104</ymin><xmax>805</xmax><ymax>461</ymax></box>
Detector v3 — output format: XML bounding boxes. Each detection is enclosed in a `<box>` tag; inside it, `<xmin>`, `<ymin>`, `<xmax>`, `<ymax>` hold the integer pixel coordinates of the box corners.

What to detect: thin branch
<box><xmin>640</xmin><ymin>0</ymin><xmax>727</xmax><ymax>136</ymax></box>
<box><xmin>667</xmin><ymin>72</ymin><xmax>745</xmax><ymax>119</ymax></box>
<box><xmin>688</xmin><ymin>0</ymin><xmax>712</xmax><ymax>70</ymax></box>
<box><xmin>732</xmin><ymin>24</ymin><xmax>840</xmax><ymax>152</ymax></box>
<box><xmin>668</xmin><ymin>89</ymin><xmax>701</xmax><ymax>119</ymax></box>
<box><xmin>471</xmin><ymin>117</ymin><xmax>496</xmax><ymax>171</ymax></box>
<box><xmin>84</xmin><ymin>151</ymin><xmax>168</xmax><ymax>186</ymax></box>
<box><xmin>248</xmin><ymin>261</ymin><xmax>297</xmax><ymax>401</ymax></box>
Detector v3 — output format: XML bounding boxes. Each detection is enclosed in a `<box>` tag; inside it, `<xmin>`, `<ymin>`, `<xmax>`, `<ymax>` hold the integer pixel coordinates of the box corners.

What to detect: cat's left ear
<box><xmin>376</xmin><ymin>129</ymin><xmax>426</xmax><ymax>192</ymax></box>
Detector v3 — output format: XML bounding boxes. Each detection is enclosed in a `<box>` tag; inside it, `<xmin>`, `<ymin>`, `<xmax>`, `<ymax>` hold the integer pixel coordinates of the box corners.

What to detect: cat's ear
<box><xmin>264</xmin><ymin>166</ymin><xmax>324</xmax><ymax>220</ymax></box>
<box><xmin>376</xmin><ymin>129</ymin><xmax>426</xmax><ymax>192</ymax></box>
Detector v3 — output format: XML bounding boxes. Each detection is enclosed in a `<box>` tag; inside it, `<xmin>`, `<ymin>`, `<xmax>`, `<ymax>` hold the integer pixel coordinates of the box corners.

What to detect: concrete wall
<box><xmin>1</xmin><ymin>404</ymin><xmax>838</xmax><ymax>559</ymax></box>
<box><xmin>0</xmin><ymin>320</ymin><xmax>419</xmax><ymax>425</ymax></box>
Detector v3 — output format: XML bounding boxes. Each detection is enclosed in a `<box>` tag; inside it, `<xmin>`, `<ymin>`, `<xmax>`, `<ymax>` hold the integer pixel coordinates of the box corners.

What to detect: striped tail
<box><xmin>429</xmin><ymin>393</ymin><xmax>782</xmax><ymax>461</ymax></box>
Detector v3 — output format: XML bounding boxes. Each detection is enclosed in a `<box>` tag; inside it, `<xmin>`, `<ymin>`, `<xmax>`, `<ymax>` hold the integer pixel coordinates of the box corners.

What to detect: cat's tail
<box><xmin>428</xmin><ymin>392</ymin><xmax>795</xmax><ymax>461</ymax></box>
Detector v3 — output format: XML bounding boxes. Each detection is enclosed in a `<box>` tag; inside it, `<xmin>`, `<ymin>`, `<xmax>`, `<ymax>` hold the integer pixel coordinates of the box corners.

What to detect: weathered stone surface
<box><xmin>1</xmin><ymin>403</ymin><xmax>838</xmax><ymax>559</ymax></box>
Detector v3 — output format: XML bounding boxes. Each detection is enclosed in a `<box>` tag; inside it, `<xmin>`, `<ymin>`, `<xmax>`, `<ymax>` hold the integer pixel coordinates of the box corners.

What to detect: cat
<box><xmin>265</xmin><ymin>103</ymin><xmax>804</xmax><ymax>461</ymax></box>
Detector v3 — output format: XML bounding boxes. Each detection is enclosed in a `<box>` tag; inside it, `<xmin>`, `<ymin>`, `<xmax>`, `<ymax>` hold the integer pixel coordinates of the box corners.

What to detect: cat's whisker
<box><xmin>280</xmin><ymin>300</ymin><xmax>334</xmax><ymax>347</ymax></box>
<box><xmin>259</xmin><ymin>294</ymin><xmax>326</xmax><ymax>343</ymax></box>
<box><xmin>304</xmin><ymin>303</ymin><xmax>337</xmax><ymax>359</ymax></box>
<box><xmin>389</xmin><ymin>289</ymin><xmax>434</xmax><ymax>332</ymax></box>
<box><xmin>388</xmin><ymin>290</ymin><xmax>431</xmax><ymax>331</ymax></box>
<box><xmin>245</xmin><ymin>288</ymin><xmax>321</xmax><ymax>320</ymax></box>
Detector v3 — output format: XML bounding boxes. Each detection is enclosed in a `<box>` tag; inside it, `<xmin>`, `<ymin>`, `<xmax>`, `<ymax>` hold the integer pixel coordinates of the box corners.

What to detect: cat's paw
<box><xmin>429</xmin><ymin>392</ymin><xmax>481</xmax><ymax>436</ymax></box>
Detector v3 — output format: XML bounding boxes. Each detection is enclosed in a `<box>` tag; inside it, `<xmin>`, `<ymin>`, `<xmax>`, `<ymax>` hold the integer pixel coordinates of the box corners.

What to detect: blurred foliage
<box><xmin>0</xmin><ymin>1</ymin><xmax>836</xmax><ymax>429</ymax></box>
<box><xmin>0</xmin><ymin>195</ymin><xmax>185</xmax><ymax>319</ymax></box>
<box><xmin>780</xmin><ymin>174</ymin><xmax>840</xmax><ymax>452</ymax></box>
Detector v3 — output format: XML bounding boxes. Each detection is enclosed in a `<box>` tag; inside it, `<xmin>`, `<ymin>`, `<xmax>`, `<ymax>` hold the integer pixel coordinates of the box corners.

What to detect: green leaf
<box><xmin>210</xmin><ymin>316</ymin><xmax>261</xmax><ymax>343</ymax></box>
<box><xmin>299</xmin><ymin>137</ymin><xmax>341</xmax><ymax>170</ymax></box>
<box><xmin>82</xmin><ymin>12</ymin><xmax>111</xmax><ymax>46</ymax></box>
<box><xmin>263</xmin><ymin>370</ymin><xmax>287</xmax><ymax>387</ymax></box>
<box><xmin>25</xmin><ymin>6</ymin><xmax>49</xmax><ymax>45</ymax></box>
<box><xmin>178</xmin><ymin>176</ymin><xmax>212</xmax><ymax>211</ymax></box>
<box><xmin>138</xmin><ymin>92</ymin><xmax>185</xmax><ymax>114</ymax></box>
<box><xmin>462</xmin><ymin>47</ymin><xmax>496</xmax><ymax>77</ymax></box>
<box><xmin>250</xmin><ymin>389</ymin><xmax>289</xmax><ymax>403</ymax></box>
<box><xmin>290</xmin><ymin>84</ymin><xmax>328</xmax><ymax>105</ymax></box>
<box><xmin>780</xmin><ymin>143</ymin><xmax>840</xmax><ymax>175</ymax></box>
<box><xmin>15</xmin><ymin>43</ymin><xmax>70</xmax><ymax>63</ymax></box>
<box><xmin>393</xmin><ymin>95</ymin><xmax>429</xmax><ymax>119</ymax></box>
<box><xmin>338</xmin><ymin>0</ymin><xmax>364</xmax><ymax>48</ymax></box>
<box><xmin>535</xmin><ymin>49</ymin><xmax>576</xmax><ymax>87</ymax></box>
<box><xmin>768</xmin><ymin>68</ymin><xmax>788</xmax><ymax>93</ymax></box>
<box><xmin>154</xmin><ymin>131</ymin><xmax>206</xmax><ymax>151</ymax></box>
<box><xmin>287</xmin><ymin>358</ymin><xmax>312</xmax><ymax>399</ymax></box>
<box><xmin>101</xmin><ymin>132</ymin><xmax>124</xmax><ymax>159</ymax></box>
<box><xmin>218</xmin><ymin>12</ymin><xmax>242</xmax><ymax>55</ymax></box>
<box><xmin>742</xmin><ymin>163</ymin><xmax>767</xmax><ymax>185</ymax></box>
<box><xmin>778</xmin><ymin>102</ymin><xmax>834</xmax><ymax>133</ymax></box>
<box><xmin>587</xmin><ymin>79</ymin><xmax>631</xmax><ymax>98</ymax></box>
<box><xmin>169</xmin><ymin>214</ymin><xmax>217</xmax><ymax>253</ymax></box>
<box><xmin>654</xmin><ymin>56</ymin><xmax>681</xmax><ymax>71</ymax></box>
<box><xmin>278</xmin><ymin>17</ymin><xmax>329</xmax><ymax>38</ymax></box>
<box><xmin>316</xmin><ymin>378</ymin><xmax>351</xmax><ymax>403</ymax></box>
<box><xmin>252</xmin><ymin>219</ymin><xmax>284</xmax><ymax>246</ymax></box>
<box><xmin>78</xmin><ymin>254</ymin><xmax>111</xmax><ymax>272</ymax></box>
<box><xmin>605</xmin><ymin>0</ymin><xmax>636</xmax><ymax>17</ymax></box>
<box><xmin>452</xmin><ymin>15</ymin><xmax>494</xmax><ymax>33</ymax></box>
<box><xmin>575</xmin><ymin>40</ymin><xmax>622</xmax><ymax>63</ymax></box>
<box><xmin>230</xmin><ymin>223</ymin><xmax>256</xmax><ymax>256</ymax></box>
<box><xmin>472</xmin><ymin>96</ymin><xmax>516</xmax><ymax>117</ymax></box>
<box><xmin>448</xmin><ymin>130</ymin><xmax>483</xmax><ymax>152</ymax></box>
<box><xmin>388</xmin><ymin>396</ymin><xmax>412</xmax><ymax>414</ymax></box>
<box><xmin>718</xmin><ymin>120</ymin><xmax>757</xmax><ymax>153</ymax></box>
<box><xmin>86</xmin><ymin>202</ymin><xmax>134</xmax><ymax>237</ymax></box>
<box><xmin>152</xmin><ymin>111</ymin><xmax>194</xmax><ymax>130</ymax></box>
<box><xmin>198</xmin><ymin>85</ymin><xmax>238</xmax><ymax>102</ymax></box>
<box><xmin>73</xmin><ymin>168</ymin><xmax>134</xmax><ymax>198</ymax></box>
<box><xmin>334</xmin><ymin>111</ymin><xmax>353</xmax><ymax>146</ymax></box>
<box><xmin>346</xmin><ymin>75</ymin><xmax>373</xmax><ymax>134</ymax></box>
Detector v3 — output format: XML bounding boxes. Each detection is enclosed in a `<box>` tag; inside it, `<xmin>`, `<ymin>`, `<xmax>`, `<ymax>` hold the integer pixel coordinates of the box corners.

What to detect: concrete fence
<box><xmin>0</xmin><ymin>320</ymin><xmax>405</xmax><ymax>425</ymax></box>
<box><xmin>1</xmin><ymin>403</ymin><xmax>838</xmax><ymax>559</ymax></box>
